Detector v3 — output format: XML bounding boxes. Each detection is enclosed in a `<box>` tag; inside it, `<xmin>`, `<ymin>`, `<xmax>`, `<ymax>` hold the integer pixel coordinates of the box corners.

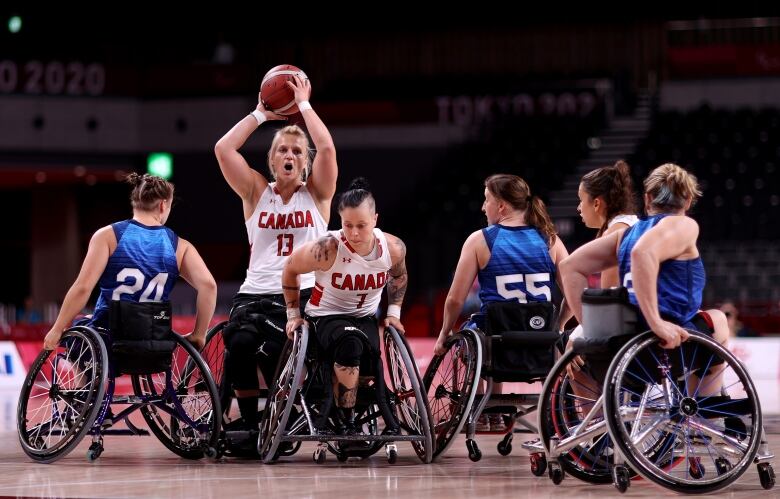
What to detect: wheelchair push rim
<box><xmin>383</xmin><ymin>325</ymin><xmax>434</xmax><ymax>463</ymax></box>
<box><xmin>422</xmin><ymin>329</ymin><xmax>481</xmax><ymax>460</ymax></box>
<box><xmin>258</xmin><ymin>325</ymin><xmax>309</xmax><ymax>463</ymax></box>
<box><xmin>604</xmin><ymin>330</ymin><xmax>762</xmax><ymax>493</ymax></box>
<box><xmin>132</xmin><ymin>333</ymin><xmax>222</xmax><ymax>459</ymax></box>
<box><xmin>17</xmin><ymin>327</ymin><xmax>108</xmax><ymax>463</ymax></box>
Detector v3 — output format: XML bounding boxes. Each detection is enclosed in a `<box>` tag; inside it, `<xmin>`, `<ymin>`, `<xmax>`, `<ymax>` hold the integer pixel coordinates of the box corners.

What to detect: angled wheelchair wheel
<box><xmin>17</xmin><ymin>326</ymin><xmax>108</xmax><ymax>463</ymax></box>
<box><xmin>604</xmin><ymin>331</ymin><xmax>762</xmax><ymax>493</ymax></box>
<box><xmin>258</xmin><ymin>324</ymin><xmax>309</xmax><ymax>464</ymax></box>
<box><xmin>422</xmin><ymin>328</ymin><xmax>481</xmax><ymax>459</ymax></box>
<box><xmin>132</xmin><ymin>334</ymin><xmax>222</xmax><ymax>459</ymax></box>
<box><xmin>200</xmin><ymin>321</ymin><xmax>235</xmax><ymax>426</ymax></box>
<box><xmin>538</xmin><ymin>348</ymin><xmax>627</xmax><ymax>483</ymax></box>
<box><xmin>384</xmin><ymin>326</ymin><xmax>434</xmax><ymax>463</ymax></box>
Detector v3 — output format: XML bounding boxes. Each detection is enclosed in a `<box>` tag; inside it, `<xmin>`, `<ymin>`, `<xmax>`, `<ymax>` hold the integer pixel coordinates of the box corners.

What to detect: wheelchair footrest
<box><xmin>282</xmin><ymin>434</ymin><xmax>425</xmax><ymax>442</ymax></box>
<box><xmin>111</xmin><ymin>395</ymin><xmax>150</xmax><ymax>405</ymax></box>
<box><xmin>96</xmin><ymin>428</ymin><xmax>150</xmax><ymax>436</ymax></box>
<box><xmin>477</xmin><ymin>395</ymin><xmax>539</xmax><ymax>408</ymax></box>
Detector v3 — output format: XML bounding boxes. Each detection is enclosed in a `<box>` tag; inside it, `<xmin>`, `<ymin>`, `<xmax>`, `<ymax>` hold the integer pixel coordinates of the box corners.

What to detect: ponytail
<box><xmin>485</xmin><ymin>174</ymin><xmax>557</xmax><ymax>246</ymax></box>
<box><xmin>125</xmin><ymin>173</ymin><xmax>174</xmax><ymax>211</ymax></box>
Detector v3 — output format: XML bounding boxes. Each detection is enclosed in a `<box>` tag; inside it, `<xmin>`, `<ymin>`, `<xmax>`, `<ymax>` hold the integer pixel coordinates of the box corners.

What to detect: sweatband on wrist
<box><xmin>298</xmin><ymin>101</ymin><xmax>312</xmax><ymax>112</ymax></box>
<box><xmin>286</xmin><ymin>308</ymin><xmax>301</xmax><ymax>320</ymax></box>
<box><xmin>387</xmin><ymin>305</ymin><xmax>401</xmax><ymax>319</ymax></box>
<box><xmin>250</xmin><ymin>110</ymin><xmax>266</xmax><ymax>125</ymax></box>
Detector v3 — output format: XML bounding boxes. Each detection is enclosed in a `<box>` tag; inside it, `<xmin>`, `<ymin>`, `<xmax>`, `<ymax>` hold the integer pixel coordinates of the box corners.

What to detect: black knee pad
<box><xmin>224</xmin><ymin>328</ymin><xmax>261</xmax><ymax>391</ymax></box>
<box><xmin>333</xmin><ymin>334</ymin><xmax>364</xmax><ymax>367</ymax></box>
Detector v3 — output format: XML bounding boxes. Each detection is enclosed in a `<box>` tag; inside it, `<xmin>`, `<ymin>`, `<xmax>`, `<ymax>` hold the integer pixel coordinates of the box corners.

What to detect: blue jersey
<box><xmin>90</xmin><ymin>220</ymin><xmax>179</xmax><ymax>329</ymax></box>
<box><xmin>618</xmin><ymin>214</ymin><xmax>705</xmax><ymax>327</ymax></box>
<box><xmin>477</xmin><ymin>225</ymin><xmax>555</xmax><ymax>321</ymax></box>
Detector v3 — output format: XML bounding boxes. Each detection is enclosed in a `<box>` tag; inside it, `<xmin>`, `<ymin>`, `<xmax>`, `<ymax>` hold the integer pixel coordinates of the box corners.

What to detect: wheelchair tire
<box><xmin>603</xmin><ymin>331</ymin><xmax>762</xmax><ymax>493</ymax></box>
<box><xmin>258</xmin><ymin>325</ymin><xmax>309</xmax><ymax>463</ymax></box>
<box><xmin>132</xmin><ymin>334</ymin><xmax>222</xmax><ymax>459</ymax></box>
<box><xmin>201</xmin><ymin>321</ymin><xmax>234</xmax><ymax>426</ymax></box>
<box><xmin>422</xmin><ymin>329</ymin><xmax>481</xmax><ymax>460</ymax></box>
<box><xmin>17</xmin><ymin>326</ymin><xmax>108</xmax><ymax>463</ymax></box>
<box><xmin>537</xmin><ymin>347</ymin><xmax>631</xmax><ymax>483</ymax></box>
<box><xmin>384</xmin><ymin>326</ymin><xmax>434</xmax><ymax>463</ymax></box>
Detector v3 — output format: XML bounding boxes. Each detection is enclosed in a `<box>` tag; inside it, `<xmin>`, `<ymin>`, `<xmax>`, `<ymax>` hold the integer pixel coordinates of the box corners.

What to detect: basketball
<box><xmin>260</xmin><ymin>64</ymin><xmax>308</xmax><ymax>115</ymax></box>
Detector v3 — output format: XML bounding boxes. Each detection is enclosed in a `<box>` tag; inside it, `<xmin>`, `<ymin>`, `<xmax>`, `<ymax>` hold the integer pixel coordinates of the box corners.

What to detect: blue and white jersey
<box><xmin>618</xmin><ymin>214</ymin><xmax>705</xmax><ymax>326</ymax></box>
<box><xmin>477</xmin><ymin>225</ymin><xmax>555</xmax><ymax>316</ymax></box>
<box><xmin>90</xmin><ymin>220</ymin><xmax>179</xmax><ymax>328</ymax></box>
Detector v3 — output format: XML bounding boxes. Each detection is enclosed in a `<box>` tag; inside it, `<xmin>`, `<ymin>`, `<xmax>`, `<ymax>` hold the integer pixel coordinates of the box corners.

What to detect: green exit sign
<box><xmin>147</xmin><ymin>152</ymin><xmax>173</xmax><ymax>179</ymax></box>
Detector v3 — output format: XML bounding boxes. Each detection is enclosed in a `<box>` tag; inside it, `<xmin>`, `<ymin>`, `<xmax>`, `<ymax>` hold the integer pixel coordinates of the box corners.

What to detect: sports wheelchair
<box><xmin>536</xmin><ymin>288</ymin><xmax>775</xmax><ymax>493</ymax></box>
<box><xmin>199</xmin><ymin>298</ymin><xmax>305</xmax><ymax>458</ymax></box>
<box><xmin>17</xmin><ymin>301</ymin><xmax>222</xmax><ymax>463</ymax></box>
<box><xmin>423</xmin><ymin>300</ymin><xmax>562</xmax><ymax>461</ymax></box>
<box><xmin>258</xmin><ymin>323</ymin><xmax>434</xmax><ymax>464</ymax></box>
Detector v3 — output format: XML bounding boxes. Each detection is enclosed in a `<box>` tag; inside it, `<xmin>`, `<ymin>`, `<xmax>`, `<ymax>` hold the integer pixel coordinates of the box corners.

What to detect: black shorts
<box><xmin>308</xmin><ymin>314</ymin><xmax>380</xmax><ymax>360</ymax></box>
<box><xmin>228</xmin><ymin>288</ymin><xmax>312</xmax><ymax>344</ymax></box>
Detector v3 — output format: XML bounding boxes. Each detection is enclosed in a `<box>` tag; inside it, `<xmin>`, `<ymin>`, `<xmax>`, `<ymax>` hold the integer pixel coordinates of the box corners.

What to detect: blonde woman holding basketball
<box><xmin>213</xmin><ymin>71</ymin><xmax>337</xmax><ymax>433</ymax></box>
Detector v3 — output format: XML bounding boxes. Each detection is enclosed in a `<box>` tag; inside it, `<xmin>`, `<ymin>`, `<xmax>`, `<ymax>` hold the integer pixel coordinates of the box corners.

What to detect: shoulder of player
<box><xmin>382</xmin><ymin>232</ymin><xmax>406</xmax><ymax>257</ymax></box>
<box><xmin>657</xmin><ymin>214</ymin><xmax>699</xmax><ymax>233</ymax></box>
<box><xmin>310</xmin><ymin>234</ymin><xmax>339</xmax><ymax>257</ymax></box>
<box><xmin>459</xmin><ymin>229</ymin><xmax>488</xmax><ymax>254</ymax></box>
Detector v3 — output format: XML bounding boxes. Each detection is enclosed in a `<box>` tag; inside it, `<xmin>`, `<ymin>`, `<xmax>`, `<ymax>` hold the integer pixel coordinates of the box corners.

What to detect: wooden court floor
<box><xmin>1</xmin><ymin>429</ymin><xmax>778</xmax><ymax>498</ymax></box>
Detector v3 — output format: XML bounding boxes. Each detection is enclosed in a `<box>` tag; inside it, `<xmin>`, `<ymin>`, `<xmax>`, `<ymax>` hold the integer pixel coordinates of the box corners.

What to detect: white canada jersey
<box><xmin>239</xmin><ymin>183</ymin><xmax>327</xmax><ymax>295</ymax></box>
<box><xmin>306</xmin><ymin>229</ymin><xmax>393</xmax><ymax>317</ymax></box>
<box><xmin>608</xmin><ymin>214</ymin><xmax>639</xmax><ymax>229</ymax></box>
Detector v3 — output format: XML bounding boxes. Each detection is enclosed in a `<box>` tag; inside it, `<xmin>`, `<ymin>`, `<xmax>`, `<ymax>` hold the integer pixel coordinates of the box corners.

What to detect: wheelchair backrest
<box><xmin>483</xmin><ymin>300</ymin><xmax>559</xmax><ymax>382</ymax></box>
<box><xmin>485</xmin><ymin>300</ymin><xmax>557</xmax><ymax>335</ymax></box>
<box><xmin>581</xmin><ymin>287</ymin><xmax>637</xmax><ymax>339</ymax></box>
<box><xmin>109</xmin><ymin>300</ymin><xmax>176</xmax><ymax>375</ymax></box>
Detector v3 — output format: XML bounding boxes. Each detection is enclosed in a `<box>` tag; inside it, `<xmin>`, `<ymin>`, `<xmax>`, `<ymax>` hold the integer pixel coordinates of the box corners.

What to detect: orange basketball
<box><xmin>260</xmin><ymin>64</ymin><xmax>308</xmax><ymax>115</ymax></box>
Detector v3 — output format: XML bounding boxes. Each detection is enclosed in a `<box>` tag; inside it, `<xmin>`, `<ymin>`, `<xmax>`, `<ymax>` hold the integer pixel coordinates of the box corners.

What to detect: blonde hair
<box><xmin>266</xmin><ymin>125</ymin><xmax>312</xmax><ymax>181</ymax></box>
<box><xmin>643</xmin><ymin>163</ymin><xmax>702</xmax><ymax>212</ymax></box>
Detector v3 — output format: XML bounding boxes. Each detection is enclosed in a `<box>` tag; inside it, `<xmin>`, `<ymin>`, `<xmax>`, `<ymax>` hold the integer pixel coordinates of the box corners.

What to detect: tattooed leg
<box><xmin>333</xmin><ymin>363</ymin><xmax>359</xmax><ymax>408</ymax></box>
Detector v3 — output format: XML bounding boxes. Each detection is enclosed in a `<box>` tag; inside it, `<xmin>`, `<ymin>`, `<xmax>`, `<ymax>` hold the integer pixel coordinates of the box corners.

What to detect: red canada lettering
<box><xmin>258</xmin><ymin>210</ymin><xmax>316</xmax><ymax>229</ymax></box>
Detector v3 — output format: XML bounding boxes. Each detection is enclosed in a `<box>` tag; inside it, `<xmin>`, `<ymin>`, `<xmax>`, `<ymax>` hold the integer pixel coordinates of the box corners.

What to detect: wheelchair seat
<box><xmin>109</xmin><ymin>300</ymin><xmax>176</xmax><ymax>375</ymax></box>
<box><xmin>424</xmin><ymin>299</ymin><xmax>562</xmax><ymax>461</ymax></box>
<box><xmin>17</xmin><ymin>303</ymin><xmax>222</xmax><ymax>464</ymax></box>
<box><xmin>258</xmin><ymin>323</ymin><xmax>434</xmax><ymax>464</ymax></box>
<box><xmin>535</xmin><ymin>287</ymin><xmax>775</xmax><ymax>493</ymax></box>
<box><xmin>482</xmin><ymin>300</ymin><xmax>560</xmax><ymax>382</ymax></box>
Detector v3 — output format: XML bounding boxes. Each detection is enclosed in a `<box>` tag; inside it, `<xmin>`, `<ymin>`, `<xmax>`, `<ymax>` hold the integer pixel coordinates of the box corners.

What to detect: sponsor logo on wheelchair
<box><xmin>529</xmin><ymin>316</ymin><xmax>545</xmax><ymax>329</ymax></box>
<box><xmin>154</xmin><ymin>310</ymin><xmax>169</xmax><ymax>321</ymax></box>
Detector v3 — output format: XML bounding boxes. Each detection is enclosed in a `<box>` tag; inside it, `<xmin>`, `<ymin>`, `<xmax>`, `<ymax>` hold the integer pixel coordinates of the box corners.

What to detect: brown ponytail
<box><xmin>125</xmin><ymin>173</ymin><xmax>174</xmax><ymax>211</ymax></box>
<box><xmin>581</xmin><ymin>159</ymin><xmax>637</xmax><ymax>236</ymax></box>
<box><xmin>485</xmin><ymin>174</ymin><xmax>557</xmax><ymax>246</ymax></box>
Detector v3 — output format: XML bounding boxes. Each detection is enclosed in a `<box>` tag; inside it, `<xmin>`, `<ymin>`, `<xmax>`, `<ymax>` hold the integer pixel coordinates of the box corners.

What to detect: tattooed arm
<box><xmin>282</xmin><ymin>235</ymin><xmax>338</xmax><ymax>337</ymax></box>
<box><xmin>383</xmin><ymin>233</ymin><xmax>408</xmax><ymax>334</ymax></box>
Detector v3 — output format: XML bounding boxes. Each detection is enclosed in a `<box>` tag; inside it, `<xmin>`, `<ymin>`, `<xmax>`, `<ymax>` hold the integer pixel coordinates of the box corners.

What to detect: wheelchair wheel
<box><xmin>384</xmin><ymin>326</ymin><xmax>434</xmax><ymax>463</ymax></box>
<box><xmin>538</xmin><ymin>348</ymin><xmax>625</xmax><ymax>483</ymax></box>
<box><xmin>132</xmin><ymin>334</ymin><xmax>222</xmax><ymax>459</ymax></box>
<box><xmin>422</xmin><ymin>328</ymin><xmax>481</xmax><ymax>459</ymax></box>
<box><xmin>604</xmin><ymin>331</ymin><xmax>762</xmax><ymax>493</ymax></box>
<box><xmin>258</xmin><ymin>324</ymin><xmax>309</xmax><ymax>464</ymax></box>
<box><xmin>200</xmin><ymin>321</ymin><xmax>235</xmax><ymax>425</ymax></box>
<box><xmin>17</xmin><ymin>326</ymin><xmax>108</xmax><ymax>463</ymax></box>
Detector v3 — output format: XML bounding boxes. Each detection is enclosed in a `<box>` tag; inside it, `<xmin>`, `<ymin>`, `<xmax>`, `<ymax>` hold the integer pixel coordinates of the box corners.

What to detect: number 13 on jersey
<box><xmin>276</xmin><ymin>234</ymin><xmax>294</xmax><ymax>256</ymax></box>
